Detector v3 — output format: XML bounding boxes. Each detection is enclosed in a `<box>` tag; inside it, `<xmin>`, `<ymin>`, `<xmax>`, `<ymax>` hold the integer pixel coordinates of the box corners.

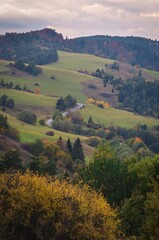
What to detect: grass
<box><xmin>0</xmin><ymin>110</ymin><xmax>87</xmax><ymax>143</ymax></box>
<box><xmin>0</xmin><ymin>61</ymin><xmax>94</xmax><ymax>102</ymax></box>
<box><xmin>1</xmin><ymin>52</ymin><xmax>158</xmax><ymax>135</ymax></box>
<box><xmin>0</xmin><ymin>51</ymin><xmax>114</xmax><ymax>102</ymax></box>
<box><xmin>146</xmin><ymin>69</ymin><xmax>159</xmax><ymax>81</ymax></box>
<box><xmin>50</xmin><ymin>51</ymin><xmax>113</xmax><ymax>72</ymax></box>
<box><xmin>0</xmin><ymin>89</ymin><xmax>57</xmax><ymax>107</ymax></box>
<box><xmin>0</xmin><ymin>60</ymin><xmax>10</xmax><ymax>72</ymax></box>
<box><xmin>81</xmin><ymin>104</ymin><xmax>159</xmax><ymax>128</ymax></box>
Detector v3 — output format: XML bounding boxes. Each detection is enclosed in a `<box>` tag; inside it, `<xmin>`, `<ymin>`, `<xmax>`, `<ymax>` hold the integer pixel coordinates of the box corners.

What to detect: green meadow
<box><xmin>81</xmin><ymin>104</ymin><xmax>159</xmax><ymax>128</ymax></box>
<box><xmin>0</xmin><ymin>89</ymin><xmax>57</xmax><ymax>107</ymax></box>
<box><xmin>50</xmin><ymin>51</ymin><xmax>113</xmax><ymax>72</ymax></box>
<box><xmin>0</xmin><ymin>110</ymin><xmax>87</xmax><ymax>143</ymax></box>
<box><xmin>0</xmin><ymin>51</ymin><xmax>112</xmax><ymax>102</ymax></box>
<box><xmin>0</xmin><ymin>52</ymin><xmax>159</xmax><ymax>137</ymax></box>
<box><xmin>146</xmin><ymin>69</ymin><xmax>159</xmax><ymax>80</ymax></box>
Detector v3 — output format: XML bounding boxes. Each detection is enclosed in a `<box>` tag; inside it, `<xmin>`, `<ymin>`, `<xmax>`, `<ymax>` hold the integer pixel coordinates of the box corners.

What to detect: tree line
<box><xmin>1</xmin><ymin>28</ymin><xmax>159</xmax><ymax>69</ymax></box>
<box><xmin>118</xmin><ymin>76</ymin><xmax>159</xmax><ymax>118</ymax></box>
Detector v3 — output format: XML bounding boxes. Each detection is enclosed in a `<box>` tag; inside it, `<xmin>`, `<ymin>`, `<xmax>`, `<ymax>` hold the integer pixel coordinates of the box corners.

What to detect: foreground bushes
<box><xmin>0</xmin><ymin>172</ymin><xmax>117</xmax><ymax>240</ymax></box>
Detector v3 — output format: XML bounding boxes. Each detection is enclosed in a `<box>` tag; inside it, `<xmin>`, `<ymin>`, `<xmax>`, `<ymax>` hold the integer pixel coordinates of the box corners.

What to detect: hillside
<box><xmin>1</xmin><ymin>28</ymin><xmax>159</xmax><ymax>70</ymax></box>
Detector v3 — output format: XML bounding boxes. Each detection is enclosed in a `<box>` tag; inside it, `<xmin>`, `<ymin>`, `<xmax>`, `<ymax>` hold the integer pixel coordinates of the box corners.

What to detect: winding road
<box><xmin>46</xmin><ymin>103</ymin><xmax>84</xmax><ymax>127</ymax></box>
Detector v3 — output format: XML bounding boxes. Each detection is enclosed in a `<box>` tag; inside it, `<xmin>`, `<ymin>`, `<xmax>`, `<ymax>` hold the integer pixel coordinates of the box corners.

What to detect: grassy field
<box><xmin>0</xmin><ymin>51</ymin><xmax>112</xmax><ymax>102</ymax></box>
<box><xmin>1</xmin><ymin>110</ymin><xmax>87</xmax><ymax>143</ymax></box>
<box><xmin>50</xmin><ymin>51</ymin><xmax>113</xmax><ymax>72</ymax></box>
<box><xmin>0</xmin><ymin>60</ymin><xmax>10</xmax><ymax>72</ymax></box>
<box><xmin>81</xmin><ymin>104</ymin><xmax>159</xmax><ymax>128</ymax></box>
<box><xmin>1</xmin><ymin>52</ymin><xmax>158</xmax><ymax>132</ymax></box>
<box><xmin>0</xmin><ymin>89</ymin><xmax>57</xmax><ymax>107</ymax></box>
<box><xmin>146</xmin><ymin>69</ymin><xmax>159</xmax><ymax>80</ymax></box>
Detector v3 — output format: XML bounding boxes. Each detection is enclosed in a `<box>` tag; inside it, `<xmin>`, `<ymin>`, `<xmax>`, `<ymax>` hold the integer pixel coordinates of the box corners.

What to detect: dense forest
<box><xmin>0</xmin><ymin>114</ymin><xmax>159</xmax><ymax>239</ymax></box>
<box><xmin>68</xmin><ymin>35</ymin><xmax>159</xmax><ymax>70</ymax></box>
<box><xmin>0</xmin><ymin>28</ymin><xmax>60</xmax><ymax>65</ymax></box>
<box><xmin>1</xmin><ymin>28</ymin><xmax>159</xmax><ymax>70</ymax></box>
<box><xmin>118</xmin><ymin>76</ymin><xmax>159</xmax><ymax>117</ymax></box>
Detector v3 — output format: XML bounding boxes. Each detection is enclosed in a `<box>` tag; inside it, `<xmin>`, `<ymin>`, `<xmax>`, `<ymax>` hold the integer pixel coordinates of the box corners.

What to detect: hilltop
<box><xmin>0</xmin><ymin>28</ymin><xmax>159</xmax><ymax>70</ymax></box>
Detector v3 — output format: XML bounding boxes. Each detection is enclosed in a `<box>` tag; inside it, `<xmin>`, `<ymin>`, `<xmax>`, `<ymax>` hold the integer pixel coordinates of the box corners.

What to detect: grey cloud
<box><xmin>0</xmin><ymin>0</ymin><xmax>159</xmax><ymax>39</ymax></box>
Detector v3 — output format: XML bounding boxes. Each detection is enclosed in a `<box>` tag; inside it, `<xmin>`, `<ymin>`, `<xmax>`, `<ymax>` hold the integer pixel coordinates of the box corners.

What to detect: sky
<box><xmin>0</xmin><ymin>0</ymin><xmax>159</xmax><ymax>39</ymax></box>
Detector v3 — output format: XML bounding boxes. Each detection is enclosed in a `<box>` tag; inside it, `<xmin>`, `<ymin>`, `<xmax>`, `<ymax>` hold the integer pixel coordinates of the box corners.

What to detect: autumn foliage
<box><xmin>0</xmin><ymin>171</ymin><xmax>118</xmax><ymax>240</ymax></box>
<box><xmin>87</xmin><ymin>98</ymin><xmax>110</xmax><ymax>108</ymax></box>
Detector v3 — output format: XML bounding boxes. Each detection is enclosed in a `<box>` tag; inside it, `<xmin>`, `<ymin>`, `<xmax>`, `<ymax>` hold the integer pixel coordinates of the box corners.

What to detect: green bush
<box><xmin>17</xmin><ymin>111</ymin><xmax>37</xmax><ymax>125</ymax></box>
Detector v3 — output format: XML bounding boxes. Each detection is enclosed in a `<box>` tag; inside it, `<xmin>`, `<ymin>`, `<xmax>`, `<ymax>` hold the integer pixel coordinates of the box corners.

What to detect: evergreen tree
<box><xmin>6</xmin><ymin>98</ymin><xmax>15</xmax><ymax>109</ymax></box>
<box><xmin>0</xmin><ymin>114</ymin><xmax>9</xmax><ymax>129</ymax></box>
<box><xmin>67</xmin><ymin>138</ymin><xmax>72</xmax><ymax>153</ymax></box>
<box><xmin>57</xmin><ymin>136</ymin><xmax>65</xmax><ymax>150</ymax></box>
<box><xmin>56</xmin><ymin>98</ymin><xmax>66</xmax><ymax>111</ymax></box>
<box><xmin>72</xmin><ymin>138</ymin><xmax>85</xmax><ymax>161</ymax></box>
<box><xmin>0</xmin><ymin>79</ymin><xmax>5</xmax><ymax>87</ymax></box>
<box><xmin>0</xmin><ymin>95</ymin><xmax>8</xmax><ymax>106</ymax></box>
<box><xmin>2</xmin><ymin>148</ymin><xmax>22</xmax><ymax>170</ymax></box>
<box><xmin>23</xmin><ymin>84</ymin><xmax>27</xmax><ymax>91</ymax></box>
<box><xmin>88</xmin><ymin>116</ymin><xmax>93</xmax><ymax>125</ymax></box>
<box><xmin>9</xmin><ymin>81</ymin><xmax>13</xmax><ymax>89</ymax></box>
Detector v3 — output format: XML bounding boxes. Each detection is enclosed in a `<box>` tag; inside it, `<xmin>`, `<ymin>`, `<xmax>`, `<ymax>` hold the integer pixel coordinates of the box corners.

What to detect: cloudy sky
<box><xmin>0</xmin><ymin>0</ymin><xmax>159</xmax><ymax>39</ymax></box>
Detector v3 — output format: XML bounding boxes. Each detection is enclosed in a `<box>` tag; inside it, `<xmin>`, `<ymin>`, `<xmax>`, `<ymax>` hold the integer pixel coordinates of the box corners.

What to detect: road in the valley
<box><xmin>46</xmin><ymin>103</ymin><xmax>84</xmax><ymax>127</ymax></box>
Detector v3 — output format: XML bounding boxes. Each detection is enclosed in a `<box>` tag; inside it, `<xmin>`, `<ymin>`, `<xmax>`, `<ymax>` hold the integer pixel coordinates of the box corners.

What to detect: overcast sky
<box><xmin>0</xmin><ymin>0</ymin><xmax>159</xmax><ymax>39</ymax></box>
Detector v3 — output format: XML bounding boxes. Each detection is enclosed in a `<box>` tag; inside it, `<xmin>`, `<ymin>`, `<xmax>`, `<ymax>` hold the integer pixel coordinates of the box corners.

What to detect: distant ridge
<box><xmin>0</xmin><ymin>28</ymin><xmax>159</xmax><ymax>70</ymax></box>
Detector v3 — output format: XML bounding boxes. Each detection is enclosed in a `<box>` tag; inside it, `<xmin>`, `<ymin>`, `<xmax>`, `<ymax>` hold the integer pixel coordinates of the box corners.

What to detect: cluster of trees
<box><xmin>92</xmin><ymin>68</ymin><xmax>114</xmax><ymax>87</ymax></box>
<box><xmin>119</xmin><ymin>76</ymin><xmax>159</xmax><ymax>117</ymax></box>
<box><xmin>51</xmin><ymin>110</ymin><xmax>159</xmax><ymax>156</ymax></box>
<box><xmin>56</xmin><ymin>95</ymin><xmax>76</xmax><ymax>111</ymax></box>
<box><xmin>0</xmin><ymin>135</ymin><xmax>85</xmax><ymax>176</ymax></box>
<box><xmin>111</xmin><ymin>61</ymin><xmax>119</xmax><ymax>70</ymax></box>
<box><xmin>0</xmin><ymin>78</ymin><xmax>29</xmax><ymax>92</ymax></box>
<box><xmin>66</xmin><ymin>35</ymin><xmax>159</xmax><ymax>70</ymax></box>
<box><xmin>0</xmin><ymin>112</ymin><xmax>159</xmax><ymax>239</ymax></box>
<box><xmin>17</xmin><ymin>111</ymin><xmax>37</xmax><ymax>125</ymax></box>
<box><xmin>52</xmin><ymin>111</ymin><xmax>159</xmax><ymax>159</ymax></box>
<box><xmin>66</xmin><ymin>137</ymin><xmax>85</xmax><ymax>162</ymax></box>
<box><xmin>0</xmin><ymin>94</ymin><xmax>15</xmax><ymax>109</ymax></box>
<box><xmin>1</xmin><ymin>139</ymin><xmax>159</xmax><ymax>239</ymax></box>
<box><xmin>52</xmin><ymin>110</ymin><xmax>99</xmax><ymax>137</ymax></box>
<box><xmin>1</xmin><ymin>28</ymin><xmax>159</xmax><ymax>69</ymax></box>
<box><xmin>0</xmin><ymin>29</ymin><xmax>60</xmax><ymax>65</ymax></box>
<box><xmin>0</xmin><ymin>113</ymin><xmax>19</xmax><ymax>141</ymax></box>
<box><xmin>13</xmin><ymin>60</ymin><xmax>42</xmax><ymax>76</ymax></box>
<box><xmin>81</xmin><ymin>143</ymin><xmax>159</xmax><ymax>239</ymax></box>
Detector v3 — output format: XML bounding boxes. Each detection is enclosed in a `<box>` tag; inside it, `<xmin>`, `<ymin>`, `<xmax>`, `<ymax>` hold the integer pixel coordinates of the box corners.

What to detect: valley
<box><xmin>0</xmin><ymin>27</ymin><xmax>159</xmax><ymax>240</ymax></box>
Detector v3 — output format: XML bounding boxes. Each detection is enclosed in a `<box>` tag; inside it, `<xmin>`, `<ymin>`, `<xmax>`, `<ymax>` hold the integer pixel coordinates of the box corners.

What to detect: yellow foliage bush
<box><xmin>87</xmin><ymin>98</ymin><xmax>110</xmax><ymax>108</ymax></box>
<box><xmin>87</xmin><ymin>97</ymin><xmax>95</xmax><ymax>104</ymax></box>
<box><xmin>34</xmin><ymin>87</ymin><xmax>41</xmax><ymax>94</ymax></box>
<box><xmin>134</xmin><ymin>137</ymin><xmax>143</xmax><ymax>144</ymax></box>
<box><xmin>0</xmin><ymin>171</ymin><xmax>118</xmax><ymax>240</ymax></box>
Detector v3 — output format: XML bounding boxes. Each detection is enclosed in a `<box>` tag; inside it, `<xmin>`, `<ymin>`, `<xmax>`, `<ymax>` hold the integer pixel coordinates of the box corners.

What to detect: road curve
<box><xmin>46</xmin><ymin>103</ymin><xmax>84</xmax><ymax>127</ymax></box>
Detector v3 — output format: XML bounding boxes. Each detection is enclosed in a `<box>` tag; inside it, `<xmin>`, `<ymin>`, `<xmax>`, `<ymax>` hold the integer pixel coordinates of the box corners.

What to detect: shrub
<box><xmin>86</xmin><ymin>136</ymin><xmax>100</xmax><ymax>147</ymax></box>
<box><xmin>5</xmin><ymin>127</ymin><xmax>20</xmax><ymax>141</ymax></box>
<box><xmin>39</xmin><ymin>119</ymin><xmax>45</xmax><ymax>126</ymax></box>
<box><xmin>17</xmin><ymin>111</ymin><xmax>37</xmax><ymax>125</ymax></box>
<box><xmin>88</xmin><ymin>83</ymin><xmax>97</xmax><ymax>89</ymax></box>
<box><xmin>45</xmin><ymin>131</ymin><xmax>54</xmax><ymax>136</ymax></box>
<box><xmin>50</xmin><ymin>75</ymin><xmax>55</xmax><ymax>79</ymax></box>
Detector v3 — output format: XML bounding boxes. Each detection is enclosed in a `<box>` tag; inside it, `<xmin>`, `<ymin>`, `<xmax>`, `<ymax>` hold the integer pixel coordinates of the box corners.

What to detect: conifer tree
<box><xmin>57</xmin><ymin>136</ymin><xmax>65</xmax><ymax>150</ymax></box>
<box><xmin>72</xmin><ymin>138</ymin><xmax>85</xmax><ymax>161</ymax></box>
<box><xmin>67</xmin><ymin>138</ymin><xmax>72</xmax><ymax>153</ymax></box>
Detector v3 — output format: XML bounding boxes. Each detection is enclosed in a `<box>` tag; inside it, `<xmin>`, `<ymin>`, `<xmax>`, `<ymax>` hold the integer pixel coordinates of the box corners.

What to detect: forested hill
<box><xmin>68</xmin><ymin>35</ymin><xmax>159</xmax><ymax>70</ymax></box>
<box><xmin>1</xmin><ymin>28</ymin><xmax>159</xmax><ymax>70</ymax></box>
<box><xmin>0</xmin><ymin>28</ymin><xmax>63</xmax><ymax>65</ymax></box>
